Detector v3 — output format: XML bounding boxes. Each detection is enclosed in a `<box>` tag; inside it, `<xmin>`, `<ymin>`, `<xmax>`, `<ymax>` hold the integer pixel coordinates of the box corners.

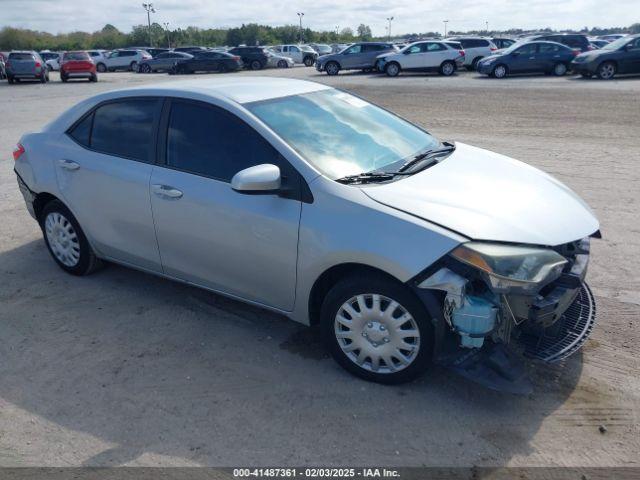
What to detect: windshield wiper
<box><xmin>397</xmin><ymin>142</ymin><xmax>456</xmax><ymax>173</ymax></box>
<box><xmin>335</xmin><ymin>171</ymin><xmax>397</xmax><ymax>184</ymax></box>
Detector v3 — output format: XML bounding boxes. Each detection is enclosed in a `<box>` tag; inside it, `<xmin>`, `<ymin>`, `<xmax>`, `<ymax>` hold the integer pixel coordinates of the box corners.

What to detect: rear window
<box><xmin>9</xmin><ymin>53</ymin><xmax>34</xmax><ymax>60</ymax></box>
<box><xmin>445</xmin><ymin>41</ymin><xmax>462</xmax><ymax>49</ymax></box>
<box><xmin>460</xmin><ymin>39</ymin><xmax>489</xmax><ymax>48</ymax></box>
<box><xmin>64</xmin><ymin>52</ymin><xmax>90</xmax><ymax>61</ymax></box>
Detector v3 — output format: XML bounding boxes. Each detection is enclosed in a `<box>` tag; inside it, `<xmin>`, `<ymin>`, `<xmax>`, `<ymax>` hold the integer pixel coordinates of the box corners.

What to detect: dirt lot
<box><xmin>0</xmin><ymin>67</ymin><xmax>639</xmax><ymax>467</ymax></box>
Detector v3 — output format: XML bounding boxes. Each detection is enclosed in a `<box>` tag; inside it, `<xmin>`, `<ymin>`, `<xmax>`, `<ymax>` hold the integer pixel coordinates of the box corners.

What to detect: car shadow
<box><xmin>0</xmin><ymin>238</ymin><xmax>586</xmax><ymax>466</ymax></box>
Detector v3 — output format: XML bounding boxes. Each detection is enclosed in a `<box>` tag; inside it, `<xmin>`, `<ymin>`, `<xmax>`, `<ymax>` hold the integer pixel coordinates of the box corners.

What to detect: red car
<box><xmin>60</xmin><ymin>51</ymin><xmax>97</xmax><ymax>82</ymax></box>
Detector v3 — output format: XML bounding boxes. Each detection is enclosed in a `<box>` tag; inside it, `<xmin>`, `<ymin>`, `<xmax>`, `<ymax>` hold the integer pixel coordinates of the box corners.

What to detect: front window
<box><xmin>602</xmin><ymin>37</ymin><xmax>633</xmax><ymax>50</ymax></box>
<box><xmin>247</xmin><ymin>90</ymin><xmax>440</xmax><ymax>180</ymax></box>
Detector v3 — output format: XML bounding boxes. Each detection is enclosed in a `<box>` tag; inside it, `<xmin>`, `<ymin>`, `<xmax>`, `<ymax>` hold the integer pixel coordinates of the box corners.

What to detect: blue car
<box><xmin>477</xmin><ymin>41</ymin><xmax>576</xmax><ymax>78</ymax></box>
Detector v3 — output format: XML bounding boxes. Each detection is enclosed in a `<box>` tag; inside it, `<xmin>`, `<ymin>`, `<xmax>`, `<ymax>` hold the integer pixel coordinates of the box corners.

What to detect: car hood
<box><xmin>362</xmin><ymin>143</ymin><xmax>599</xmax><ymax>246</ymax></box>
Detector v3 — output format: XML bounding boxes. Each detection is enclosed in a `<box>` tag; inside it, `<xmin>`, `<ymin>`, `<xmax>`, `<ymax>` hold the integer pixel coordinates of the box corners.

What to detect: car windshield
<box><xmin>64</xmin><ymin>52</ymin><xmax>90</xmax><ymax>60</ymax></box>
<box><xmin>247</xmin><ymin>89</ymin><xmax>440</xmax><ymax>180</ymax></box>
<box><xmin>601</xmin><ymin>37</ymin><xmax>631</xmax><ymax>50</ymax></box>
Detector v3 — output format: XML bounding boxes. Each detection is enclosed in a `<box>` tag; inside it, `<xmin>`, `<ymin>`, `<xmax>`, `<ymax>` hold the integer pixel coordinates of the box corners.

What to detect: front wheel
<box><xmin>40</xmin><ymin>200</ymin><xmax>103</xmax><ymax>276</ymax></box>
<box><xmin>96</xmin><ymin>63</ymin><xmax>106</xmax><ymax>73</ymax></box>
<box><xmin>385</xmin><ymin>62</ymin><xmax>400</xmax><ymax>77</ymax></box>
<box><xmin>303</xmin><ymin>56</ymin><xmax>314</xmax><ymax>67</ymax></box>
<box><xmin>139</xmin><ymin>63</ymin><xmax>151</xmax><ymax>73</ymax></box>
<box><xmin>277</xmin><ymin>59</ymin><xmax>288</xmax><ymax>68</ymax></box>
<box><xmin>492</xmin><ymin>64</ymin><xmax>508</xmax><ymax>78</ymax></box>
<box><xmin>597</xmin><ymin>61</ymin><xmax>616</xmax><ymax>80</ymax></box>
<box><xmin>325</xmin><ymin>61</ymin><xmax>340</xmax><ymax>76</ymax></box>
<box><xmin>439</xmin><ymin>60</ymin><xmax>455</xmax><ymax>76</ymax></box>
<box><xmin>320</xmin><ymin>275</ymin><xmax>433</xmax><ymax>384</ymax></box>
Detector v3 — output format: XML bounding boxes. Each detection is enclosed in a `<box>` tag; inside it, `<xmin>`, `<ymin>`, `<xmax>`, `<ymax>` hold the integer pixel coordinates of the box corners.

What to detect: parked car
<box><xmin>376</xmin><ymin>40</ymin><xmax>465</xmax><ymax>77</ymax></box>
<box><xmin>0</xmin><ymin>56</ymin><xmax>5</xmax><ymax>80</ymax></box>
<box><xmin>265</xmin><ymin>49</ymin><xmax>295</xmax><ymax>68</ymax></box>
<box><xmin>173</xmin><ymin>46</ymin><xmax>209</xmax><ymax>53</ymax></box>
<box><xmin>525</xmin><ymin>33</ymin><xmax>592</xmax><ymax>52</ymax></box>
<box><xmin>40</xmin><ymin>51</ymin><xmax>62</xmax><ymax>71</ymax></box>
<box><xmin>572</xmin><ymin>34</ymin><xmax>640</xmax><ymax>79</ymax></box>
<box><xmin>87</xmin><ymin>50</ymin><xmax>109</xmax><ymax>72</ymax></box>
<box><xmin>445</xmin><ymin>37</ymin><xmax>497</xmax><ymax>70</ymax></box>
<box><xmin>491</xmin><ymin>37</ymin><xmax>516</xmax><ymax>50</ymax></box>
<box><xmin>172</xmin><ymin>51</ymin><xmax>243</xmax><ymax>73</ymax></box>
<box><xmin>589</xmin><ymin>39</ymin><xmax>610</xmax><ymax>49</ymax></box>
<box><xmin>309</xmin><ymin>43</ymin><xmax>333</xmax><ymax>56</ymax></box>
<box><xmin>101</xmin><ymin>49</ymin><xmax>152</xmax><ymax>71</ymax></box>
<box><xmin>597</xmin><ymin>34</ymin><xmax>627</xmax><ymax>42</ymax></box>
<box><xmin>138</xmin><ymin>51</ymin><xmax>193</xmax><ymax>72</ymax></box>
<box><xmin>477</xmin><ymin>41</ymin><xmax>577</xmax><ymax>78</ymax></box>
<box><xmin>227</xmin><ymin>46</ymin><xmax>270</xmax><ymax>70</ymax></box>
<box><xmin>6</xmin><ymin>51</ymin><xmax>49</xmax><ymax>84</ymax></box>
<box><xmin>145</xmin><ymin>48</ymin><xmax>171</xmax><ymax>58</ymax></box>
<box><xmin>273</xmin><ymin>45</ymin><xmax>318</xmax><ymax>66</ymax></box>
<box><xmin>60</xmin><ymin>51</ymin><xmax>97</xmax><ymax>82</ymax></box>
<box><xmin>316</xmin><ymin>42</ymin><xmax>397</xmax><ymax>75</ymax></box>
<box><xmin>13</xmin><ymin>77</ymin><xmax>600</xmax><ymax>393</ymax></box>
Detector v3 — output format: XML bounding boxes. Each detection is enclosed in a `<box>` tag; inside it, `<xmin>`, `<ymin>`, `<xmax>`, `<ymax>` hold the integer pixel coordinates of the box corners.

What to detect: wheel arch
<box><xmin>33</xmin><ymin>191</ymin><xmax>62</xmax><ymax>223</ymax></box>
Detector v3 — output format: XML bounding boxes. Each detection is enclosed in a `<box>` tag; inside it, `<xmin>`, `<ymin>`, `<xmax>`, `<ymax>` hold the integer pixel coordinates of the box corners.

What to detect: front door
<box><xmin>55</xmin><ymin>98</ymin><xmax>163</xmax><ymax>272</ymax></box>
<box><xmin>150</xmin><ymin>99</ymin><xmax>301</xmax><ymax>311</ymax></box>
<box><xmin>619</xmin><ymin>38</ymin><xmax>640</xmax><ymax>74</ymax></box>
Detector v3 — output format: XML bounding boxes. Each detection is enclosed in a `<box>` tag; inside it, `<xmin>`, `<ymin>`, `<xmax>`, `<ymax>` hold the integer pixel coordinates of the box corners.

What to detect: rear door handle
<box><xmin>58</xmin><ymin>159</ymin><xmax>80</xmax><ymax>171</ymax></box>
<box><xmin>152</xmin><ymin>184</ymin><xmax>183</xmax><ymax>199</ymax></box>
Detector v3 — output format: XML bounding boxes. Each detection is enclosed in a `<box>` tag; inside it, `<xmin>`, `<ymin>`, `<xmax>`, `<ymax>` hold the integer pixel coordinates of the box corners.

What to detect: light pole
<box><xmin>142</xmin><ymin>3</ymin><xmax>155</xmax><ymax>47</ymax></box>
<box><xmin>386</xmin><ymin>16</ymin><xmax>394</xmax><ymax>41</ymax></box>
<box><xmin>443</xmin><ymin>19</ymin><xmax>449</xmax><ymax>38</ymax></box>
<box><xmin>485</xmin><ymin>21</ymin><xmax>489</xmax><ymax>33</ymax></box>
<box><xmin>297</xmin><ymin>12</ymin><xmax>304</xmax><ymax>43</ymax></box>
<box><xmin>163</xmin><ymin>22</ymin><xmax>170</xmax><ymax>48</ymax></box>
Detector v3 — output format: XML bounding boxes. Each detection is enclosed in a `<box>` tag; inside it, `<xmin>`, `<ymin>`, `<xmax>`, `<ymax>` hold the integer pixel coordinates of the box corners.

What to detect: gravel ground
<box><xmin>0</xmin><ymin>67</ymin><xmax>639</xmax><ymax>467</ymax></box>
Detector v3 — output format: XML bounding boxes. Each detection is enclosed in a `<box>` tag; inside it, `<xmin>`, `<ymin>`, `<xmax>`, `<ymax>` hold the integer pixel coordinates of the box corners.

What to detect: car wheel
<box><xmin>277</xmin><ymin>60</ymin><xmax>288</xmax><ymax>68</ymax></box>
<box><xmin>385</xmin><ymin>62</ymin><xmax>400</xmax><ymax>77</ymax></box>
<box><xmin>597</xmin><ymin>61</ymin><xmax>616</xmax><ymax>80</ymax></box>
<box><xmin>39</xmin><ymin>73</ymin><xmax>47</xmax><ymax>83</ymax></box>
<box><xmin>325</xmin><ymin>61</ymin><xmax>340</xmax><ymax>76</ymax></box>
<box><xmin>439</xmin><ymin>60</ymin><xmax>455</xmax><ymax>76</ymax></box>
<box><xmin>40</xmin><ymin>200</ymin><xmax>103</xmax><ymax>276</ymax></box>
<box><xmin>492</xmin><ymin>64</ymin><xmax>508</xmax><ymax>78</ymax></box>
<box><xmin>61</xmin><ymin>74</ymin><xmax>68</xmax><ymax>82</ymax></box>
<box><xmin>47</xmin><ymin>64</ymin><xmax>53</xmax><ymax>72</ymax></box>
<box><xmin>250</xmin><ymin>60</ymin><xmax>262</xmax><ymax>70</ymax></box>
<box><xmin>304</xmin><ymin>56</ymin><xmax>314</xmax><ymax>67</ymax></box>
<box><xmin>552</xmin><ymin>62</ymin><xmax>568</xmax><ymax>76</ymax></box>
<box><xmin>7</xmin><ymin>76</ymin><xmax>14</xmax><ymax>84</ymax></box>
<box><xmin>321</xmin><ymin>274</ymin><xmax>433</xmax><ymax>384</ymax></box>
<box><xmin>90</xmin><ymin>73</ymin><xmax>98</xmax><ymax>82</ymax></box>
<box><xmin>219</xmin><ymin>63</ymin><xmax>228</xmax><ymax>73</ymax></box>
<box><xmin>129</xmin><ymin>61</ymin><xmax>138</xmax><ymax>72</ymax></box>
<box><xmin>471</xmin><ymin>57</ymin><xmax>483</xmax><ymax>71</ymax></box>
<box><xmin>96</xmin><ymin>63</ymin><xmax>106</xmax><ymax>73</ymax></box>
<box><xmin>140</xmin><ymin>63</ymin><xmax>151</xmax><ymax>73</ymax></box>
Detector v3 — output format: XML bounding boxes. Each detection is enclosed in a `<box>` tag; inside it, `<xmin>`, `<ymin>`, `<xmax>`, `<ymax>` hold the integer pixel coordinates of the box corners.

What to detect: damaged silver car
<box><xmin>13</xmin><ymin>78</ymin><xmax>599</xmax><ymax>393</ymax></box>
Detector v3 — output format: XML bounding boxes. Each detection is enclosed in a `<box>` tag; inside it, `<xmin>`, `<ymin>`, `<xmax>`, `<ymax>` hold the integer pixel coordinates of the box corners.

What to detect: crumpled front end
<box><xmin>415</xmin><ymin>236</ymin><xmax>598</xmax><ymax>393</ymax></box>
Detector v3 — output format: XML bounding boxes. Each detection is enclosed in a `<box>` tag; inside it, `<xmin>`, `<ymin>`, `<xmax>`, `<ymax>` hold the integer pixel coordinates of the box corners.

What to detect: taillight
<box><xmin>35</xmin><ymin>61</ymin><xmax>41</xmax><ymax>67</ymax></box>
<box><xmin>490</xmin><ymin>47</ymin><xmax>497</xmax><ymax>51</ymax></box>
<box><xmin>233</xmin><ymin>56</ymin><xmax>241</xmax><ymax>61</ymax></box>
<box><xmin>459</xmin><ymin>49</ymin><xmax>465</xmax><ymax>56</ymax></box>
<box><xmin>572</xmin><ymin>49</ymin><xmax>580</xmax><ymax>56</ymax></box>
<box><xmin>13</xmin><ymin>143</ymin><xmax>25</xmax><ymax>161</ymax></box>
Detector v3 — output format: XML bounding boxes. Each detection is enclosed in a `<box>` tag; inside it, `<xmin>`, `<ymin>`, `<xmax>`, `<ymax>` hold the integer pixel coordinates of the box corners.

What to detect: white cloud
<box><xmin>0</xmin><ymin>0</ymin><xmax>635</xmax><ymax>36</ymax></box>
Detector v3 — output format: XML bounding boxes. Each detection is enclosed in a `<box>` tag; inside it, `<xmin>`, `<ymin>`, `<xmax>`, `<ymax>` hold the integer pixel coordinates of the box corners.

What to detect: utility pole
<box><xmin>163</xmin><ymin>22</ymin><xmax>170</xmax><ymax>48</ymax></box>
<box><xmin>486</xmin><ymin>21</ymin><xmax>489</xmax><ymax>33</ymax></box>
<box><xmin>386</xmin><ymin>16</ymin><xmax>394</xmax><ymax>41</ymax></box>
<box><xmin>443</xmin><ymin>19</ymin><xmax>449</xmax><ymax>38</ymax></box>
<box><xmin>297</xmin><ymin>12</ymin><xmax>304</xmax><ymax>43</ymax></box>
<box><xmin>142</xmin><ymin>3</ymin><xmax>155</xmax><ymax>47</ymax></box>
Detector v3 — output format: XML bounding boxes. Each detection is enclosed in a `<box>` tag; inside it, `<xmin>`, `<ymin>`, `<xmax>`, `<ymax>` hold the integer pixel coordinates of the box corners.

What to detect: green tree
<box><xmin>357</xmin><ymin>24</ymin><xmax>372</xmax><ymax>41</ymax></box>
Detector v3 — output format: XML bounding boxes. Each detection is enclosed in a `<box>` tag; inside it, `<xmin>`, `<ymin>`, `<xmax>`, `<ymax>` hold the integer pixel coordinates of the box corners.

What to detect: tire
<box><xmin>39</xmin><ymin>200</ymin><xmax>103</xmax><ymax>276</ymax></box>
<box><xmin>61</xmin><ymin>74</ymin><xmax>68</xmax><ymax>83</ymax></box>
<box><xmin>597</xmin><ymin>61</ymin><xmax>616</xmax><ymax>80</ymax></box>
<box><xmin>250</xmin><ymin>60</ymin><xmax>262</xmax><ymax>70</ymax></box>
<box><xmin>492</xmin><ymin>64</ymin><xmax>508</xmax><ymax>78</ymax></box>
<box><xmin>129</xmin><ymin>61</ymin><xmax>138</xmax><ymax>72</ymax></box>
<box><xmin>325</xmin><ymin>61</ymin><xmax>340</xmax><ymax>76</ymax></box>
<box><xmin>277</xmin><ymin>60</ymin><xmax>288</xmax><ymax>68</ymax></box>
<box><xmin>218</xmin><ymin>63</ymin><xmax>228</xmax><ymax>73</ymax></box>
<box><xmin>471</xmin><ymin>57</ymin><xmax>483</xmax><ymax>71</ymax></box>
<box><xmin>385</xmin><ymin>62</ymin><xmax>400</xmax><ymax>77</ymax></box>
<box><xmin>303</xmin><ymin>56</ymin><xmax>314</xmax><ymax>67</ymax></box>
<box><xmin>7</xmin><ymin>76</ymin><xmax>14</xmax><ymax>84</ymax></box>
<box><xmin>90</xmin><ymin>73</ymin><xmax>98</xmax><ymax>82</ymax></box>
<box><xmin>140</xmin><ymin>63</ymin><xmax>151</xmax><ymax>73</ymax></box>
<box><xmin>320</xmin><ymin>274</ymin><xmax>433</xmax><ymax>384</ymax></box>
<box><xmin>39</xmin><ymin>73</ymin><xmax>47</xmax><ymax>83</ymax></box>
<box><xmin>552</xmin><ymin>62</ymin><xmax>568</xmax><ymax>76</ymax></box>
<box><xmin>96</xmin><ymin>63</ymin><xmax>106</xmax><ymax>73</ymax></box>
<box><xmin>439</xmin><ymin>60</ymin><xmax>455</xmax><ymax>76</ymax></box>
<box><xmin>47</xmin><ymin>64</ymin><xmax>53</xmax><ymax>72</ymax></box>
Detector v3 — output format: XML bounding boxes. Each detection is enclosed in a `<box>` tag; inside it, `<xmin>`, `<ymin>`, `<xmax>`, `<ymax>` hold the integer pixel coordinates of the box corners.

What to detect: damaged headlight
<box><xmin>450</xmin><ymin>242</ymin><xmax>567</xmax><ymax>294</ymax></box>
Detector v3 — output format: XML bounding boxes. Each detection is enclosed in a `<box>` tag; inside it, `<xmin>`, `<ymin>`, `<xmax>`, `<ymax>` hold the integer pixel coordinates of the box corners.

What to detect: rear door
<box><xmin>619</xmin><ymin>37</ymin><xmax>640</xmax><ymax>73</ymax></box>
<box><xmin>55</xmin><ymin>97</ymin><xmax>163</xmax><ymax>271</ymax></box>
<box><xmin>423</xmin><ymin>42</ymin><xmax>449</xmax><ymax>68</ymax></box>
<box><xmin>537</xmin><ymin>43</ymin><xmax>565</xmax><ymax>71</ymax></box>
<box><xmin>149</xmin><ymin>98</ymin><xmax>302</xmax><ymax>310</ymax></box>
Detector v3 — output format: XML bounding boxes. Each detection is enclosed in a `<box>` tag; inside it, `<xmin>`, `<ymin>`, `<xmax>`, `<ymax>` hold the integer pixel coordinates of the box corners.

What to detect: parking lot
<box><xmin>1</xmin><ymin>67</ymin><xmax>639</xmax><ymax>467</ymax></box>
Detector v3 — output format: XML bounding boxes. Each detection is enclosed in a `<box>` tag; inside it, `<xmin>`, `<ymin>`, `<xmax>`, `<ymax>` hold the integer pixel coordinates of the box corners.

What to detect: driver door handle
<box><xmin>152</xmin><ymin>184</ymin><xmax>183</xmax><ymax>199</ymax></box>
<box><xmin>58</xmin><ymin>159</ymin><xmax>80</xmax><ymax>171</ymax></box>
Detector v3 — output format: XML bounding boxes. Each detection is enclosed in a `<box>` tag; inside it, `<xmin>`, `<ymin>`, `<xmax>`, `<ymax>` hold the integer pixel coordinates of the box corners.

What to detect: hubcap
<box><xmin>555</xmin><ymin>64</ymin><xmax>566</xmax><ymax>75</ymax></box>
<box><xmin>45</xmin><ymin>212</ymin><xmax>80</xmax><ymax>267</ymax></box>
<box><xmin>443</xmin><ymin>63</ymin><xmax>454</xmax><ymax>75</ymax></box>
<box><xmin>495</xmin><ymin>66</ymin><xmax>506</xmax><ymax>77</ymax></box>
<box><xmin>327</xmin><ymin>63</ymin><xmax>338</xmax><ymax>74</ymax></box>
<box><xmin>601</xmin><ymin>64</ymin><xmax>614</xmax><ymax>78</ymax></box>
<box><xmin>334</xmin><ymin>294</ymin><xmax>420</xmax><ymax>374</ymax></box>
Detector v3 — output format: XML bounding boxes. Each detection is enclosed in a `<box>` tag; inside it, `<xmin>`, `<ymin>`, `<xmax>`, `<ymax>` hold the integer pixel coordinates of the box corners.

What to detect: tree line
<box><xmin>0</xmin><ymin>22</ymin><xmax>638</xmax><ymax>51</ymax></box>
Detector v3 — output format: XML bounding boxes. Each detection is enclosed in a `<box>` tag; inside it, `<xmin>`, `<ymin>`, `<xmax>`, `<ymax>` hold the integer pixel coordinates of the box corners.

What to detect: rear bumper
<box><xmin>15</xmin><ymin>171</ymin><xmax>36</xmax><ymax>219</ymax></box>
<box><xmin>63</xmin><ymin>71</ymin><xmax>94</xmax><ymax>77</ymax></box>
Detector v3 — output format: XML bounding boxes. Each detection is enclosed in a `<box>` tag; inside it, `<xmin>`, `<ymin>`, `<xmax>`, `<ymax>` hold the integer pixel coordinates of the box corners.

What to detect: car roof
<box><xmin>107</xmin><ymin>76</ymin><xmax>331</xmax><ymax>104</ymax></box>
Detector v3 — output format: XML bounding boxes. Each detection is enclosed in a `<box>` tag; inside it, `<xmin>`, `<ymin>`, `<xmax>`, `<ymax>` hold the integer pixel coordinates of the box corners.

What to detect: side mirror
<box><xmin>231</xmin><ymin>164</ymin><xmax>281</xmax><ymax>193</ymax></box>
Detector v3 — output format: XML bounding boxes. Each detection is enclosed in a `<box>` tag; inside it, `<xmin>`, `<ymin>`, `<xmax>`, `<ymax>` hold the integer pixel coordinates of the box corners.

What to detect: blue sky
<box><xmin>1</xmin><ymin>0</ymin><xmax>636</xmax><ymax>35</ymax></box>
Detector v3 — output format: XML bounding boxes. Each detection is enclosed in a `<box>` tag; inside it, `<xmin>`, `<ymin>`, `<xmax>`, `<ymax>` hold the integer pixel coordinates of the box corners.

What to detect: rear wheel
<box><xmin>303</xmin><ymin>56</ymin><xmax>314</xmax><ymax>67</ymax></box>
<box><xmin>277</xmin><ymin>59</ymin><xmax>288</xmax><ymax>68</ymax></box>
<box><xmin>90</xmin><ymin>73</ymin><xmax>98</xmax><ymax>82</ymax></box>
<box><xmin>129</xmin><ymin>61</ymin><xmax>138</xmax><ymax>72</ymax></box>
<box><xmin>250</xmin><ymin>60</ymin><xmax>262</xmax><ymax>70</ymax></box>
<box><xmin>320</xmin><ymin>274</ymin><xmax>433</xmax><ymax>384</ymax></box>
<box><xmin>140</xmin><ymin>63</ymin><xmax>151</xmax><ymax>73</ymax></box>
<box><xmin>439</xmin><ymin>60</ymin><xmax>455</xmax><ymax>76</ymax></box>
<box><xmin>39</xmin><ymin>72</ymin><xmax>47</xmax><ymax>83</ymax></box>
<box><xmin>492</xmin><ymin>64</ymin><xmax>508</xmax><ymax>78</ymax></box>
<box><xmin>40</xmin><ymin>200</ymin><xmax>103</xmax><ymax>276</ymax></box>
<box><xmin>552</xmin><ymin>62</ymin><xmax>568</xmax><ymax>76</ymax></box>
<box><xmin>325</xmin><ymin>61</ymin><xmax>340</xmax><ymax>76</ymax></box>
<box><xmin>61</xmin><ymin>73</ymin><xmax>68</xmax><ymax>82</ymax></box>
<box><xmin>385</xmin><ymin>62</ymin><xmax>400</xmax><ymax>77</ymax></box>
<box><xmin>219</xmin><ymin>63</ymin><xmax>228</xmax><ymax>73</ymax></box>
<box><xmin>597</xmin><ymin>61</ymin><xmax>616</xmax><ymax>80</ymax></box>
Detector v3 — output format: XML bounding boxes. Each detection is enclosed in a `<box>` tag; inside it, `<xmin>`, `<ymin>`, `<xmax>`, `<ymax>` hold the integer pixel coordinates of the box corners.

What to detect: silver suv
<box><xmin>445</xmin><ymin>37</ymin><xmax>498</xmax><ymax>70</ymax></box>
<box><xmin>14</xmin><ymin>78</ymin><xmax>599</xmax><ymax>392</ymax></box>
<box><xmin>316</xmin><ymin>42</ymin><xmax>397</xmax><ymax>75</ymax></box>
